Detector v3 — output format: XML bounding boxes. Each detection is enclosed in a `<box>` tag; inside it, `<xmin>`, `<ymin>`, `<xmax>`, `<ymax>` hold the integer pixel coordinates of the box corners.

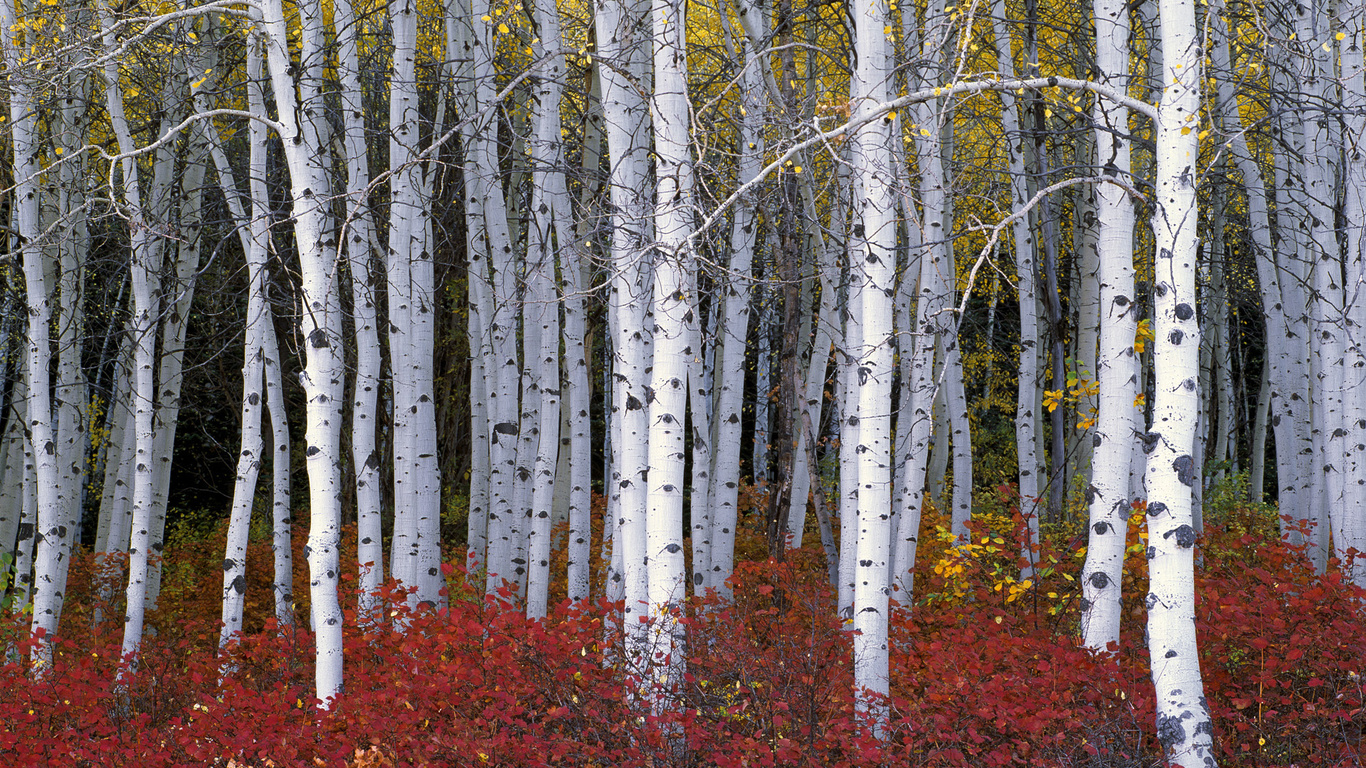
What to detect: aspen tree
<box><xmin>448</xmin><ymin>4</ymin><xmax>490</xmax><ymax>579</ymax></box>
<box><xmin>1144</xmin><ymin>0</ymin><xmax>1217</xmax><ymax>757</ymax></box>
<box><xmin>849</xmin><ymin>0</ymin><xmax>896</xmax><ymax>733</ymax></box>
<box><xmin>991</xmin><ymin>0</ymin><xmax>1042</xmax><ymax>577</ymax></box>
<box><xmin>388</xmin><ymin>0</ymin><xmax>443</xmax><ymax>607</ymax></box>
<box><xmin>187</xmin><ymin>23</ymin><xmax>278</xmax><ymax>644</ymax></box>
<box><xmin>562</xmin><ymin>70</ymin><xmax>600</xmax><ymax>606</ymax></box>
<box><xmin>1294</xmin><ymin>0</ymin><xmax>1345</xmax><ymax>576</ymax></box>
<box><xmin>3</xmin><ymin>0</ymin><xmax>67</xmax><ymax>667</ymax></box>
<box><xmin>468</xmin><ymin>0</ymin><xmax>524</xmax><ymax>596</ymax></box>
<box><xmin>645</xmin><ymin>0</ymin><xmax>694</xmax><ymax>709</ymax></box>
<box><xmin>1079</xmin><ymin>0</ymin><xmax>1138</xmax><ymax>653</ymax></box>
<box><xmin>1207</xmin><ymin>0</ymin><xmax>1306</xmax><ymax>532</ymax></box>
<box><xmin>525</xmin><ymin>0</ymin><xmax>578</xmax><ymax>616</ymax></box>
<box><xmin>257</xmin><ymin>0</ymin><xmax>347</xmax><ymax>704</ymax></box>
<box><xmin>1337</xmin><ymin>7</ymin><xmax>1366</xmax><ymax>585</ymax></box>
<box><xmin>146</xmin><ymin>110</ymin><xmax>207</xmax><ymax>611</ymax></box>
<box><xmin>699</xmin><ymin>22</ymin><xmax>763</xmax><ymax>598</ymax></box>
<box><xmin>98</xmin><ymin>5</ymin><xmax>180</xmax><ymax>668</ymax></box>
<box><xmin>594</xmin><ymin>0</ymin><xmax>653</xmax><ymax>663</ymax></box>
<box><xmin>334</xmin><ymin>0</ymin><xmax>385</xmax><ymax>618</ymax></box>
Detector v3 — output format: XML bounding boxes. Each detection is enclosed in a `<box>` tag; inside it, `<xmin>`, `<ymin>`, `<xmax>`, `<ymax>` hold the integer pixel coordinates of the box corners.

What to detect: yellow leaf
<box><xmin>498</xmin><ymin>22</ymin><xmax>509</xmax><ymax>33</ymax></box>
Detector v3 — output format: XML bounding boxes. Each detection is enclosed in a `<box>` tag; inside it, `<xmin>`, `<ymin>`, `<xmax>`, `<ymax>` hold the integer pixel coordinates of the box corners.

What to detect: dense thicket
<box><xmin>1</xmin><ymin>0</ymin><xmax>1364</xmax><ymax>763</ymax></box>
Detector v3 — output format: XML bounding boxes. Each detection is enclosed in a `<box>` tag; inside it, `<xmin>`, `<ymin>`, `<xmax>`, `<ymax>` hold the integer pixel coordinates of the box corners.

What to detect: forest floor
<box><xmin>2</xmin><ymin>477</ymin><xmax>1362</xmax><ymax>766</ymax></box>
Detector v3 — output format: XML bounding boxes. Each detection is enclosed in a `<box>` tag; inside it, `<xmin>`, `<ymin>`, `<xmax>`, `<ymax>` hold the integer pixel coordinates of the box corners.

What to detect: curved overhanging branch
<box><xmin>688</xmin><ymin>75</ymin><xmax>1155</xmax><ymax>251</ymax></box>
<box><xmin>95</xmin><ymin>108</ymin><xmax>286</xmax><ymax>204</ymax></box>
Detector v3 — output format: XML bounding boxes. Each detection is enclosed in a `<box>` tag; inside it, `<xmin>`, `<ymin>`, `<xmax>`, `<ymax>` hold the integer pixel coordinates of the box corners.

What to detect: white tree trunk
<box><xmin>944</xmin><ymin>335</ymin><xmax>973</xmax><ymax>541</ymax></box>
<box><xmin>467</xmin><ymin>0</ymin><xmax>522</xmax><ymax>595</ymax></box>
<box><xmin>1337</xmin><ymin>9</ymin><xmax>1366</xmax><ymax>586</ymax></box>
<box><xmin>595</xmin><ymin>0</ymin><xmax>653</xmax><ymax>664</ymax></box>
<box><xmin>700</xmin><ymin>38</ymin><xmax>761</xmax><ymax>596</ymax></box>
<box><xmin>837</xmin><ymin>263</ymin><xmax>862</xmax><ymax>619</ymax></box>
<box><xmin>1293</xmin><ymin>0</ymin><xmax>1351</xmax><ymax>578</ymax></box>
<box><xmin>94</xmin><ymin>338</ymin><xmax>133</xmax><ymax>617</ymax></box>
<box><xmin>98</xmin><ymin>8</ymin><xmax>172</xmax><ymax>670</ymax></box>
<box><xmin>1145</xmin><ymin>0</ymin><xmax>1216</xmax><ymax>758</ymax></box>
<box><xmin>991</xmin><ymin>4</ymin><xmax>1042</xmax><ymax>575</ymax></box>
<box><xmin>1079</xmin><ymin>0</ymin><xmax>1137</xmax><ymax>653</ymax></box>
<box><xmin>645</xmin><ymin>0</ymin><xmax>693</xmax><ymax>709</ymax></box>
<box><xmin>15</xmin><ymin>424</ymin><xmax>37</xmax><ymax>612</ymax></box>
<box><xmin>147</xmin><ymin>120</ymin><xmax>206</xmax><ymax>610</ymax></box>
<box><xmin>220</xmin><ymin>253</ymin><xmax>267</xmax><ymax>649</ymax></box>
<box><xmin>524</xmin><ymin>11</ymin><xmax>571</xmax><ymax>613</ymax></box>
<box><xmin>561</xmin><ymin>55</ymin><xmax>599</xmax><ymax>606</ymax></box>
<box><xmin>334</xmin><ymin>0</ymin><xmax>385</xmax><ymax>619</ymax></box>
<box><xmin>386</xmin><ymin>0</ymin><xmax>443</xmax><ymax>608</ymax></box>
<box><xmin>4</xmin><ymin>0</ymin><xmax>66</xmax><ymax>666</ymax></box>
<box><xmin>450</xmin><ymin>5</ymin><xmax>490</xmax><ymax>580</ymax></box>
<box><xmin>0</xmin><ymin>386</ymin><xmax>24</xmax><ymax>560</ymax></box>
<box><xmin>850</xmin><ymin>0</ymin><xmax>896</xmax><ymax>732</ymax></box>
<box><xmin>788</xmin><ymin>178</ymin><xmax>843</xmax><ymax>548</ymax></box>
<box><xmin>259</xmin><ymin>0</ymin><xmax>346</xmax><ymax>704</ymax></box>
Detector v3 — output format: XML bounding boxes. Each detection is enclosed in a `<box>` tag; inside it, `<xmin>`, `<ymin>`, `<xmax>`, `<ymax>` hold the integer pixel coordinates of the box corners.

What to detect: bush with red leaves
<box><xmin>1</xmin><ymin>489</ymin><xmax>1362</xmax><ymax>767</ymax></box>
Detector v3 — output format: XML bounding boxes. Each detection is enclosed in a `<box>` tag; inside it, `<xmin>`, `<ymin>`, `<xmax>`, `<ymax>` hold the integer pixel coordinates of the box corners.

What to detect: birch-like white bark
<box><xmin>700</xmin><ymin>35</ymin><xmax>761</xmax><ymax>596</ymax></box>
<box><xmin>98</xmin><ymin>6</ymin><xmax>173</xmax><ymax>669</ymax></box>
<box><xmin>594</xmin><ymin>0</ymin><xmax>653</xmax><ymax>662</ymax></box>
<box><xmin>645</xmin><ymin>0</ymin><xmax>693</xmax><ymax>708</ymax></box>
<box><xmin>469</xmin><ymin>0</ymin><xmax>523</xmax><ymax>595</ymax></box>
<box><xmin>990</xmin><ymin>3</ymin><xmax>1042</xmax><ymax>575</ymax></box>
<box><xmin>15</xmin><ymin>422</ymin><xmax>37</xmax><ymax>612</ymax></box>
<box><xmin>186</xmin><ymin>19</ymin><xmax>272</xmax><ymax>645</ymax></box>
<box><xmin>1079</xmin><ymin>0</ymin><xmax>1137</xmax><ymax>652</ymax></box>
<box><xmin>788</xmin><ymin>175</ymin><xmax>842</xmax><ymax>548</ymax></box>
<box><xmin>850</xmin><ymin>0</ymin><xmax>896</xmax><ymax>732</ymax></box>
<box><xmin>334</xmin><ymin>0</ymin><xmax>384</xmax><ymax>618</ymax></box>
<box><xmin>258</xmin><ymin>0</ymin><xmax>346</xmax><ymax>704</ymax></box>
<box><xmin>1145</xmin><ymin>0</ymin><xmax>1216</xmax><ymax>757</ymax></box>
<box><xmin>449</xmin><ymin>7</ymin><xmax>490</xmax><ymax>580</ymax></box>
<box><xmin>1337</xmin><ymin>10</ymin><xmax>1366</xmax><ymax>585</ymax></box>
<box><xmin>220</xmin><ymin>233</ymin><xmax>267</xmax><ymax>648</ymax></box>
<box><xmin>388</xmin><ymin>0</ymin><xmax>442</xmax><ymax>607</ymax></box>
<box><xmin>95</xmin><ymin>338</ymin><xmax>133</xmax><ymax>612</ymax></box>
<box><xmin>561</xmin><ymin>70</ymin><xmax>599</xmax><ymax>605</ymax></box>
<box><xmin>524</xmin><ymin>7</ymin><xmax>570</xmax><ymax>614</ymax></box>
<box><xmin>837</xmin><ymin>262</ymin><xmax>862</xmax><ymax>619</ymax></box>
<box><xmin>1207</xmin><ymin>0</ymin><xmax>1305</xmax><ymax>536</ymax></box>
<box><xmin>0</xmin><ymin>388</ymin><xmax>24</xmax><ymax>560</ymax></box>
<box><xmin>53</xmin><ymin>67</ymin><xmax>90</xmax><ymax>588</ymax></box>
<box><xmin>3</xmin><ymin>0</ymin><xmax>66</xmax><ymax>666</ymax></box>
<box><xmin>147</xmin><ymin>117</ymin><xmax>206</xmax><ymax>610</ymax></box>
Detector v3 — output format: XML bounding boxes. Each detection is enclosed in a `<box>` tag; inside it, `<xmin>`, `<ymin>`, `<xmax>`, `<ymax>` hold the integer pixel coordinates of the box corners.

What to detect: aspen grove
<box><xmin>2</xmin><ymin>0</ymin><xmax>1366</xmax><ymax>763</ymax></box>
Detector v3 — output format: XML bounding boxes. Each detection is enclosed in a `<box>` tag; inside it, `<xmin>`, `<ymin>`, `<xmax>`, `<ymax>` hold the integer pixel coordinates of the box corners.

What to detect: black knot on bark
<box><xmin>1156</xmin><ymin>713</ymin><xmax>1186</xmax><ymax>748</ymax></box>
<box><xmin>1173</xmin><ymin>455</ymin><xmax>1197</xmax><ymax>486</ymax></box>
<box><xmin>1167</xmin><ymin>524</ymin><xmax>1197</xmax><ymax>548</ymax></box>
